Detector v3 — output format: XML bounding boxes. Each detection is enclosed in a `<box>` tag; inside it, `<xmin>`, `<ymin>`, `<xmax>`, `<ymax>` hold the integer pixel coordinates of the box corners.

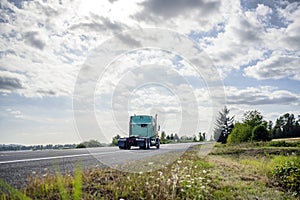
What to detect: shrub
<box><xmin>251</xmin><ymin>125</ymin><xmax>270</xmax><ymax>141</ymax></box>
<box><xmin>76</xmin><ymin>143</ymin><xmax>86</xmax><ymax>148</ymax></box>
<box><xmin>269</xmin><ymin>157</ymin><xmax>300</xmax><ymax>194</ymax></box>
<box><xmin>227</xmin><ymin>123</ymin><xmax>252</xmax><ymax>144</ymax></box>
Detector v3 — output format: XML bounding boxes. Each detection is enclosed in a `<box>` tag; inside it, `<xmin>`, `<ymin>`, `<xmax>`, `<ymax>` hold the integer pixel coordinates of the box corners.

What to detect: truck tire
<box><xmin>156</xmin><ymin>139</ymin><xmax>160</xmax><ymax>149</ymax></box>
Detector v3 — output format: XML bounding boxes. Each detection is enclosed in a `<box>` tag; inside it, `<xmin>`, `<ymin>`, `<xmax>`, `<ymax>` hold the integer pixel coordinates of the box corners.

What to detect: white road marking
<box><xmin>0</xmin><ymin>150</ymin><xmax>120</xmax><ymax>164</ymax></box>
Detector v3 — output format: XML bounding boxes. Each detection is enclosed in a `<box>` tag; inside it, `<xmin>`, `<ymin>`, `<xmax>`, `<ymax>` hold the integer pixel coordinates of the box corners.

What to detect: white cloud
<box><xmin>226</xmin><ymin>86</ymin><xmax>299</xmax><ymax>106</ymax></box>
<box><xmin>244</xmin><ymin>51</ymin><xmax>300</xmax><ymax>80</ymax></box>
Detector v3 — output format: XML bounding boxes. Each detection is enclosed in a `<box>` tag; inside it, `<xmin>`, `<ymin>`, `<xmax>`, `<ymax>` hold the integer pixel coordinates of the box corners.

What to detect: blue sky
<box><xmin>0</xmin><ymin>0</ymin><xmax>299</xmax><ymax>145</ymax></box>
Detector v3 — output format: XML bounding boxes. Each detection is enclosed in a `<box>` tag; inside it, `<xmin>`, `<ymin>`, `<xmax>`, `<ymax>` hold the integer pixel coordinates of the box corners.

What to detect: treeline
<box><xmin>160</xmin><ymin>131</ymin><xmax>207</xmax><ymax>144</ymax></box>
<box><xmin>0</xmin><ymin>139</ymin><xmax>108</xmax><ymax>151</ymax></box>
<box><xmin>214</xmin><ymin>106</ymin><xmax>300</xmax><ymax>144</ymax></box>
<box><xmin>0</xmin><ymin>144</ymin><xmax>76</xmax><ymax>151</ymax></box>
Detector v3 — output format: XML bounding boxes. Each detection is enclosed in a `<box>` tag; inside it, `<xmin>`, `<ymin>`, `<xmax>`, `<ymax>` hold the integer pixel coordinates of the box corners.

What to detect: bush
<box><xmin>227</xmin><ymin>123</ymin><xmax>252</xmax><ymax>144</ymax></box>
<box><xmin>76</xmin><ymin>143</ymin><xmax>86</xmax><ymax>148</ymax></box>
<box><xmin>251</xmin><ymin>125</ymin><xmax>270</xmax><ymax>141</ymax></box>
<box><xmin>270</xmin><ymin>157</ymin><xmax>300</xmax><ymax>194</ymax></box>
<box><xmin>76</xmin><ymin>140</ymin><xmax>104</xmax><ymax>148</ymax></box>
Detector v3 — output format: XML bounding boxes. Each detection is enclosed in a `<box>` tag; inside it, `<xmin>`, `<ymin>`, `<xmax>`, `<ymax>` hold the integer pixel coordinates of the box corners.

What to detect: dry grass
<box><xmin>272</xmin><ymin>137</ymin><xmax>300</xmax><ymax>142</ymax></box>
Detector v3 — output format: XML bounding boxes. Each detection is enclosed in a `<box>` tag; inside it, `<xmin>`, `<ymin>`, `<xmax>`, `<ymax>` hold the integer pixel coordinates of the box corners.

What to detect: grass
<box><xmin>272</xmin><ymin>137</ymin><xmax>300</xmax><ymax>142</ymax></box>
<box><xmin>1</xmin><ymin>142</ymin><xmax>299</xmax><ymax>199</ymax></box>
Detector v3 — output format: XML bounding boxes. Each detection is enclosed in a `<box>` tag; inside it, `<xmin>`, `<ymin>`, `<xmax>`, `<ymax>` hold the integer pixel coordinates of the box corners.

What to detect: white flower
<box><xmin>203</xmin><ymin>170</ymin><xmax>207</xmax><ymax>174</ymax></box>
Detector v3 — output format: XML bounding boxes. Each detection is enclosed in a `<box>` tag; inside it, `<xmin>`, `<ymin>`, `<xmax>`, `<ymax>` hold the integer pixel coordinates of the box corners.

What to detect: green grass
<box><xmin>1</xmin><ymin>143</ymin><xmax>299</xmax><ymax>199</ymax></box>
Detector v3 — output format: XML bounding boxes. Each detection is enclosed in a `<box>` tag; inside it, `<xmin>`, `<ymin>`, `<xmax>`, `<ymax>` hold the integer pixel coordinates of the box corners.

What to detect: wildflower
<box><xmin>203</xmin><ymin>170</ymin><xmax>207</xmax><ymax>174</ymax></box>
<box><xmin>177</xmin><ymin>160</ymin><xmax>182</xmax><ymax>164</ymax></box>
<box><xmin>201</xmin><ymin>185</ymin><xmax>205</xmax><ymax>189</ymax></box>
<box><xmin>186</xmin><ymin>184</ymin><xmax>191</xmax><ymax>188</ymax></box>
<box><xmin>139</xmin><ymin>171</ymin><xmax>143</xmax><ymax>175</ymax></box>
<box><xmin>148</xmin><ymin>162</ymin><xmax>153</xmax><ymax>165</ymax></box>
<box><xmin>167</xmin><ymin>178</ymin><xmax>171</xmax><ymax>185</ymax></box>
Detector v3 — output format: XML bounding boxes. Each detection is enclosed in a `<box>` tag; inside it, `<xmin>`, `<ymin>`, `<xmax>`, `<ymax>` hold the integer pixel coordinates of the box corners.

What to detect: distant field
<box><xmin>272</xmin><ymin>137</ymin><xmax>300</xmax><ymax>142</ymax></box>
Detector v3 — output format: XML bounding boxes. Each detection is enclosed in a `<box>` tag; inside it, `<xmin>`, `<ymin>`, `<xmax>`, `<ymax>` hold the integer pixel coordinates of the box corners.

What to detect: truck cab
<box><xmin>118</xmin><ymin>115</ymin><xmax>160</xmax><ymax>150</ymax></box>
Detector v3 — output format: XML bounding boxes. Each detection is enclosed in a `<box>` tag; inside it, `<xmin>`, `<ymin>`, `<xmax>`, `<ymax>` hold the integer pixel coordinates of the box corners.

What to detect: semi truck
<box><xmin>118</xmin><ymin>114</ymin><xmax>160</xmax><ymax>150</ymax></box>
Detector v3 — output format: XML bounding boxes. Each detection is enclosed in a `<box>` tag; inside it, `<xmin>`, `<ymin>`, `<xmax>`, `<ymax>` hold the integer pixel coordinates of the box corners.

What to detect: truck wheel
<box><xmin>126</xmin><ymin>145</ymin><xmax>131</xmax><ymax>150</ymax></box>
<box><xmin>156</xmin><ymin>140</ymin><xmax>160</xmax><ymax>149</ymax></box>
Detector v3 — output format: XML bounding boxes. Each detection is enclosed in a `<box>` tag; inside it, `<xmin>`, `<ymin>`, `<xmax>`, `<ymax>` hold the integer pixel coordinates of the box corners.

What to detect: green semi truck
<box><xmin>118</xmin><ymin>114</ymin><xmax>160</xmax><ymax>149</ymax></box>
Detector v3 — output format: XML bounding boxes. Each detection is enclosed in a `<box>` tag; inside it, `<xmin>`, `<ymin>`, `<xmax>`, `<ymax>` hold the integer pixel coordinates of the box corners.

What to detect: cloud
<box><xmin>0</xmin><ymin>71</ymin><xmax>26</xmax><ymax>92</ymax></box>
<box><xmin>244</xmin><ymin>51</ymin><xmax>300</xmax><ymax>80</ymax></box>
<box><xmin>226</xmin><ymin>86</ymin><xmax>299</xmax><ymax>106</ymax></box>
<box><xmin>136</xmin><ymin>0</ymin><xmax>220</xmax><ymax>20</ymax></box>
<box><xmin>116</xmin><ymin>33</ymin><xmax>141</xmax><ymax>47</ymax></box>
<box><xmin>70</xmin><ymin>15</ymin><xmax>126</xmax><ymax>33</ymax></box>
<box><xmin>24</xmin><ymin>31</ymin><xmax>46</xmax><ymax>50</ymax></box>
<box><xmin>0</xmin><ymin>76</ymin><xmax>23</xmax><ymax>90</ymax></box>
<box><xmin>6</xmin><ymin>108</ymin><xmax>23</xmax><ymax>119</ymax></box>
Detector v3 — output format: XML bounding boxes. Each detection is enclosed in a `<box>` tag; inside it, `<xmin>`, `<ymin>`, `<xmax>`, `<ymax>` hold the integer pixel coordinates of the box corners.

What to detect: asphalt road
<box><xmin>0</xmin><ymin>142</ymin><xmax>209</xmax><ymax>189</ymax></box>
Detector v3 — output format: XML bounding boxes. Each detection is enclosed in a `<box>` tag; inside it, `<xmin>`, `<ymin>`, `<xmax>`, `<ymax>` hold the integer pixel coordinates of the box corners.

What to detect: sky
<box><xmin>0</xmin><ymin>0</ymin><xmax>299</xmax><ymax>145</ymax></box>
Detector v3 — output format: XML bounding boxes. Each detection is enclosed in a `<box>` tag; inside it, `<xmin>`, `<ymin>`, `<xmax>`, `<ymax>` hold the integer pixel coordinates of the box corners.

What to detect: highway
<box><xmin>0</xmin><ymin>142</ymin><xmax>209</xmax><ymax>189</ymax></box>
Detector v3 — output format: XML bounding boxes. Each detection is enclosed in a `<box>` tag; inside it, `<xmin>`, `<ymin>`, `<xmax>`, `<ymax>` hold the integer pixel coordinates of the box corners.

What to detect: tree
<box><xmin>198</xmin><ymin>132</ymin><xmax>206</xmax><ymax>141</ymax></box>
<box><xmin>243</xmin><ymin>110</ymin><xmax>266</xmax><ymax>128</ymax></box>
<box><xmin>170</xmin><ymin>133</ymin><xmax>174</xmax><ymax>140</ymax></box>
<box><xmin>267</xmin><ymin>120</ymin><xmax>273</xmax><ymax>131</ymax></box>
<box><xmin>213</xmin><ymin>106</ymin><xmax>234</xmax><ymax>143</ymax></box>
<box><xmin>251</xmin><ymin>125</ymin><xmax>270</xmax><ymax>141</ymax></box>
<box><xmin>193</xmin><ymin>135</ymin><xmax>197</xmax><ymax>142</ymax></box>
<box><xmin>227</xmin><ymin>123</ymin><xmax>252</xmax><ymax>144</ymax></box>
<box><xmin>272</xmin><ymin>113</ymin><xmax>300</xmax><ymax>139</ymax></box>
<box><xmin>199</xmin><ymin>132</ymin><xmax>203</xmax><ymax>141</ymax></box>
<box><xmin>112</xmin><ymin>134</ymin><xmax>121</xmax><ymax>146</ymax></box>
<box><xmin>161</xmin><ymin>131</ymin><xmax>166</xmax><ymax>143</ymax></box>
<box><xmin>174</xmin><ymin>133</ymin><xmax>180</xmax><ymax>142</ymax></box>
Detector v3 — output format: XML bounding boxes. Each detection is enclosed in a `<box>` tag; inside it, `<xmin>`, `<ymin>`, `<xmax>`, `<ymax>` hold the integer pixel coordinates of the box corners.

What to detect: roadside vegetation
<box><xmin>75</xmin><ymin>140</ymin><xmax>105</xmax><ymax>148</ymax></box>
<box><xmin>1</xmin><ymin>141</ymin><xmax>299</xmax><ymax>199</ymax></box>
